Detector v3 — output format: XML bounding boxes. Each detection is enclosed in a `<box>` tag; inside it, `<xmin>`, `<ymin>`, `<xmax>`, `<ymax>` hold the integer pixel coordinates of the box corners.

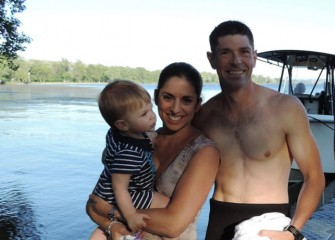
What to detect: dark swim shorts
<box><xmin>205</xmin><ymin>199</ymin><xmax>291</xmax><ymax>240</ymax></box>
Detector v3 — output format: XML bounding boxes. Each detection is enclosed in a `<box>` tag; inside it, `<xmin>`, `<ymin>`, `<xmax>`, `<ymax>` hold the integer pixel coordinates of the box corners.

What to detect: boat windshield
<box><xmin>280</xmin><ymin>67</ymin><xmax>329</xmax><ymax>96</ymax></box>
<box><xmin>257</xmin><ymin>58</ymin><xmax>330</xmax><ymax>97</ymax></box>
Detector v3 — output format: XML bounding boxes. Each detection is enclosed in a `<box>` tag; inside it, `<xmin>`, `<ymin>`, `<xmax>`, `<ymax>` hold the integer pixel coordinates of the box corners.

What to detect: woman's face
<box><xmin>156</xmin><ymin>76</ymin><xmax>200</xmax><ymax>132</ymax></box>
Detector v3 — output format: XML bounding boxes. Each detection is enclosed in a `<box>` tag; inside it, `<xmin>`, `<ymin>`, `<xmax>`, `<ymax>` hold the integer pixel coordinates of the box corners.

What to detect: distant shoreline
<box><xmin>0</xmin><ymin>82</ymin><xmax>104</xmax><ymax>99</ymax></box>
<box><xmin>1</xmin><ymin>81</ymin><xmax>106</xmax><ymax>85</ymax></box>
<box><xmin>0</xmin><ymin>82</ymin><xmax>222</xmax><ymax>100</ymax></box>
<box><xmin>1</xmin><ymin>81</ymin><xmax>221</xmax><ymax>86</ymax></box>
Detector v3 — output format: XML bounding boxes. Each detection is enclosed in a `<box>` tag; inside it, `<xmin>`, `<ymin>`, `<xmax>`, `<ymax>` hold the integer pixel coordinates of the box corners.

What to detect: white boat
<box><xmin>257</xmin><ymin>50</ymin><xmax>335</xmax><ymax>175</ymax></box>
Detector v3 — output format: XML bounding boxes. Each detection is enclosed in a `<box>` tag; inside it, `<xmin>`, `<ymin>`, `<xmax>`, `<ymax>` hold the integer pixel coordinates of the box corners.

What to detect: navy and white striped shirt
<box><xmin>93</xmin><ymin>128</ymin><xmax>155</xmax><ymax>209</ymax></box>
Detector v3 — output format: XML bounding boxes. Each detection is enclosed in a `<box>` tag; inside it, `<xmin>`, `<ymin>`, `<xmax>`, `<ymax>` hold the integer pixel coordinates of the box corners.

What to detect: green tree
<box><xmin>11</xmin><ymin>57</ymin><xmax>29</xmax><ymax>82</ymax></box>
<box><xmin>86</xmin><ymin>64</ymin><xmax>107</xmax><ymax>82</ymax></box>
<box><xmin>71</xmin><ymin>60</ymin><xmax>87</xmax><ymax>82</ymax></box>
<box><xmin>201</xmin><ymin>71</ymin><xmax>219</xmax><ymax>83</ymax></box>
<box><xmin>54</xmin><ymin>59</ymin><xmax>71</xmax><ymax>82</ymax></box>
<box><xmin>29</xmin><ymin>60</ymin><xmax>53</xmax><ymax>82</ymax></box>
<box><xmin>0</xmin><ymin>0</ymin><xmax>31</xmax><ymax>70</ymax></box>
<box><xmin>0</xmin><ymin>60</ymin><xmax>11</xmax><ymax>81</ymax></box>
<box><xmin>0</xmin><ymin>58</ymin><xmax>278</xmax><ymax>85</ymax></box>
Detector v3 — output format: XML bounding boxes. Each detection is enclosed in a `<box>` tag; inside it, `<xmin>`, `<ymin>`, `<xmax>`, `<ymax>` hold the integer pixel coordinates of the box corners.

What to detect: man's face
<box><xmin>208</xmin><ymin>34</ymin><xmax>257</xmax><ymax>91</ymax></box>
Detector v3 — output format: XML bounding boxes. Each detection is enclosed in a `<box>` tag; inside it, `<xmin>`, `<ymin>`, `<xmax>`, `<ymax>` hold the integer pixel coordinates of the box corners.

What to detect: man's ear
<box><xmin>195</xmin><ymin>97</ymin><xmax>202</xmax><ymax>113</ymax></box>
<box><xmin>114</xmin><ymin>120</ymin><xmax>128</xmax><ymax>131</ymax></box>
<box><xmin>207</xmin><ymin>51</ymin><xmax>216</xmax><ymax>69</ymax></box>
<box><xmin>253</xmin><ymin>49</ymin><xmax>257</xmax><ymax>68</ymax></box>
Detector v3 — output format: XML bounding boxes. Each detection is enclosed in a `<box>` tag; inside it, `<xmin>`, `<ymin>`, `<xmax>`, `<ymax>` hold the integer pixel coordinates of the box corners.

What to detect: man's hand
<box><xmin>258</xmin><ymin>229</ymin><xmax>295</xmax><ymax>240</ymax></box>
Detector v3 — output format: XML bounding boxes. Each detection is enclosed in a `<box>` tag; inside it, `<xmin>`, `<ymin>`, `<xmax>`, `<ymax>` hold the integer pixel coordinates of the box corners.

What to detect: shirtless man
<box><xmin>193</xmin><ymin>20</ymin><xmax>325</xmax><ymax>240</ymax></box>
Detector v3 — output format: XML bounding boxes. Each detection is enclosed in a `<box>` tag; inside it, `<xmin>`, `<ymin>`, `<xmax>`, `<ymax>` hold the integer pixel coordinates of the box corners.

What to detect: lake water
<box><xmin>0</xmin><ymin>83</ymin><xmax>221</xmax><ymax>240</ymax></box>
<box><xmin>0</xmin><ymin>82</ymin><xmax>325</xmax><ymax>240</ymax></box>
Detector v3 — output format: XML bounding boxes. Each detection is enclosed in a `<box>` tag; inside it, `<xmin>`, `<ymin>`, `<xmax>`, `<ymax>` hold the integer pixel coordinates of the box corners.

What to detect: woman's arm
<box><xmin>86</xmin><ymin>197</ymin><xmax>111</xmax><ymax>233</ymax></box>
<box><xmin>89</xmin><ymin>145</ymin><xmax>220</xmax><ymax>238</ymax></box>
<box><xmin>140</xmin><ymin>145</ymin><xmax>220</xmax><ymax>237</ymax></box>
<box><xmin>86</xmin><ymin>196</ymin><xmax>131</xmax><ymax>240</ymax></box>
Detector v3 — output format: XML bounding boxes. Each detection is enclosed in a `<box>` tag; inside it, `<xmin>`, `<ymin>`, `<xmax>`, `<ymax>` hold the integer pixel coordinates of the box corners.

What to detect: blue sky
<box><xmin>18</xmin><ymin>0</ymin><xmax>335</xmax><ymax>76</ymax></box>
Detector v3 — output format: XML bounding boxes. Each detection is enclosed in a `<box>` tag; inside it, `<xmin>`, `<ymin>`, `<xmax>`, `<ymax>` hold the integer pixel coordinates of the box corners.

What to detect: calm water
<box><xmin>0</xmin><ymin>82</ymin><xmax>325</xmax><ymax>240</ymax></box>
<box><xmin>0</xmin><ymin>83</ymin><xmax>220</xmax><ymax>240</ymax></box>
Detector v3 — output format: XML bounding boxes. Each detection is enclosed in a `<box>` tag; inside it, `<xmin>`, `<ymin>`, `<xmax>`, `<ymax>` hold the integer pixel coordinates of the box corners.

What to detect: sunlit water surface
<box><xmin>0</xmin><ymin>83</ymin><xmax>220</xmax><ymax>240</ymax></box>
<box><xmin>0</xmin><ymin>81</ymin><xmax>325</xmax><ymax>240</ymax></box>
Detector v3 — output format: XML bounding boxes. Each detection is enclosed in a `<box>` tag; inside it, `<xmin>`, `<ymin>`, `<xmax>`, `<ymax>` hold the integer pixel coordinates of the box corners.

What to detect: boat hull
<box><xmin>291</xmin><ymin>114</ymin><xmax>335</xmax><ymax>173</ymax></box>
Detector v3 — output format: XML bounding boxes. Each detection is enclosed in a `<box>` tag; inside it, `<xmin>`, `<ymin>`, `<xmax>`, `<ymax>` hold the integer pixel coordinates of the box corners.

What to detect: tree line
<box><xmin>0</xmin><ymin>58</ymin><xmax>279</xmax><ymax>84</ymax></box>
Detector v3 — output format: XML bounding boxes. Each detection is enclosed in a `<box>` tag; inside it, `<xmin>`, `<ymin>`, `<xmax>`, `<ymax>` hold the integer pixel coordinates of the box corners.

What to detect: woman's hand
<box><xmin>126</xmin><ymin>212</ymin><xmax>150</xmax><ymax>233</ymax></box>
<box><xmin>89</xmin><ymin>194</ymin><xmax>115</xmax><ymax>217</ymax></box>
<box><xmin>87</xmin><ymin>194</ymin><xmax>130</xmax><ymax>239</ymax></box>
<box><xmin>108</xmin><ymin>222</ymin><xmax>131</xmax><ymax>240</ymax></box>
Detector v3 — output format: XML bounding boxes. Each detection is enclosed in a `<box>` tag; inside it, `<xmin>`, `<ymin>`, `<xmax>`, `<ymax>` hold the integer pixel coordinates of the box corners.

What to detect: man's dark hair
<box><xmin>209</xmin><ymin>20</ymin><xmax>254</xmax><ymax>53</ymax></box>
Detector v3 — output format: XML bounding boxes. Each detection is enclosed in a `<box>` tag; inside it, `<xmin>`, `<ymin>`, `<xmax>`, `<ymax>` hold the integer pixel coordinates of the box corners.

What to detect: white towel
<box><xmin>232</xmin><ymin>212</ymin><xmax>291</xmax><ymax>240</ymax></box>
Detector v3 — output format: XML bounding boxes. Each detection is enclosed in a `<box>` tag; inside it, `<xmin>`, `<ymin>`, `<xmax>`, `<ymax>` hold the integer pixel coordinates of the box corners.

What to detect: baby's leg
<box><xmin>150</xmin><ymin>191</ymin><xmax>170</xmax><ymax>208</ymax></box>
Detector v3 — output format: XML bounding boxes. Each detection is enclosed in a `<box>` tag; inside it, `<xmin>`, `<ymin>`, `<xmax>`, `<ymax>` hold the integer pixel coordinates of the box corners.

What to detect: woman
<box><xmin>86</xmin><ymin>62</ymin><xmax>220</xmax><ymax>240</ymax></box>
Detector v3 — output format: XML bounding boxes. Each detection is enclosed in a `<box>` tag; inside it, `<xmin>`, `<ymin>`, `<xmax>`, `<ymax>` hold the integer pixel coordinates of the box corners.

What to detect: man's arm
<box><xmin>260</xmin><ymin>97</ymin><xmax>325</xmax><ymax>240</ymax></box>
<box><xmin>286</xmin><ymin>98</ymin><xmax>325</xmax><ymax>230</ymax></box>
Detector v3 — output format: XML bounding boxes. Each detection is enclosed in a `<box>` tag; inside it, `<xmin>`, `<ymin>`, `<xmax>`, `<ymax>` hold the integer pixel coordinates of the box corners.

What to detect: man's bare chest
<box><xmin>203</xmin><ymin>110</ymin><xmax>284</xmax><ymax>161</ymax></box>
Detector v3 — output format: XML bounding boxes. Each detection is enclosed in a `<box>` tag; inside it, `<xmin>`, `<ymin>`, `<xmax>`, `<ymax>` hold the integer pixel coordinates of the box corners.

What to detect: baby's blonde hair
<box><xmin>98</xmin><ymin>79</ymin><xmax>151</xmax><ymax>127</ymax></box>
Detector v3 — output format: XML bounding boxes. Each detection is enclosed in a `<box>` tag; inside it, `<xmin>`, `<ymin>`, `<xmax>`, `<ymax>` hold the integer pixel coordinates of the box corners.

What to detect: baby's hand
<box><xmin>126</xmin><ymin>212</ymin><xmax>151</xmax><ymax>232</ymax></box>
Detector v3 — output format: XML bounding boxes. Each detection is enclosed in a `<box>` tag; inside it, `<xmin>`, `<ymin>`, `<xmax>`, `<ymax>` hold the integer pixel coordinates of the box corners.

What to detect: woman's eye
<box><xmin>162</xmin><ymin>94</ymin><xmax>172</xmax><ymax>100</ymax></box>
<box><xmin>183</xmin><ymin>97</ymin><xmax>193</xmax><ymax>104</ymax></box>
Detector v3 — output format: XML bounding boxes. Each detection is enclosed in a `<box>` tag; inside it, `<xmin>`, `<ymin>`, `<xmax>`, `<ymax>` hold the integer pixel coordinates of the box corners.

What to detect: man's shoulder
<box><xmin>259</xmin><ymin>86</ymin><xmax>300</xmax><ymax>105</ymax></box>
<box><xmin>201</xmin><ymin>94</ymin><xmax>222</xmax><ymax>110</ymax></box>
<box><xmin>263</xmin><ymin>91</ymin><xmax>308</xmax><ymax>122</ymax></box>
<box><xmin>271</xmin><ymin>92</ymin><xmax>302</xmax><ymax>107</ymax></box>
<box><xmin>194</xmin><ymin>98</ymin><xmax>219</xmax><ymax>123</ymax></box>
